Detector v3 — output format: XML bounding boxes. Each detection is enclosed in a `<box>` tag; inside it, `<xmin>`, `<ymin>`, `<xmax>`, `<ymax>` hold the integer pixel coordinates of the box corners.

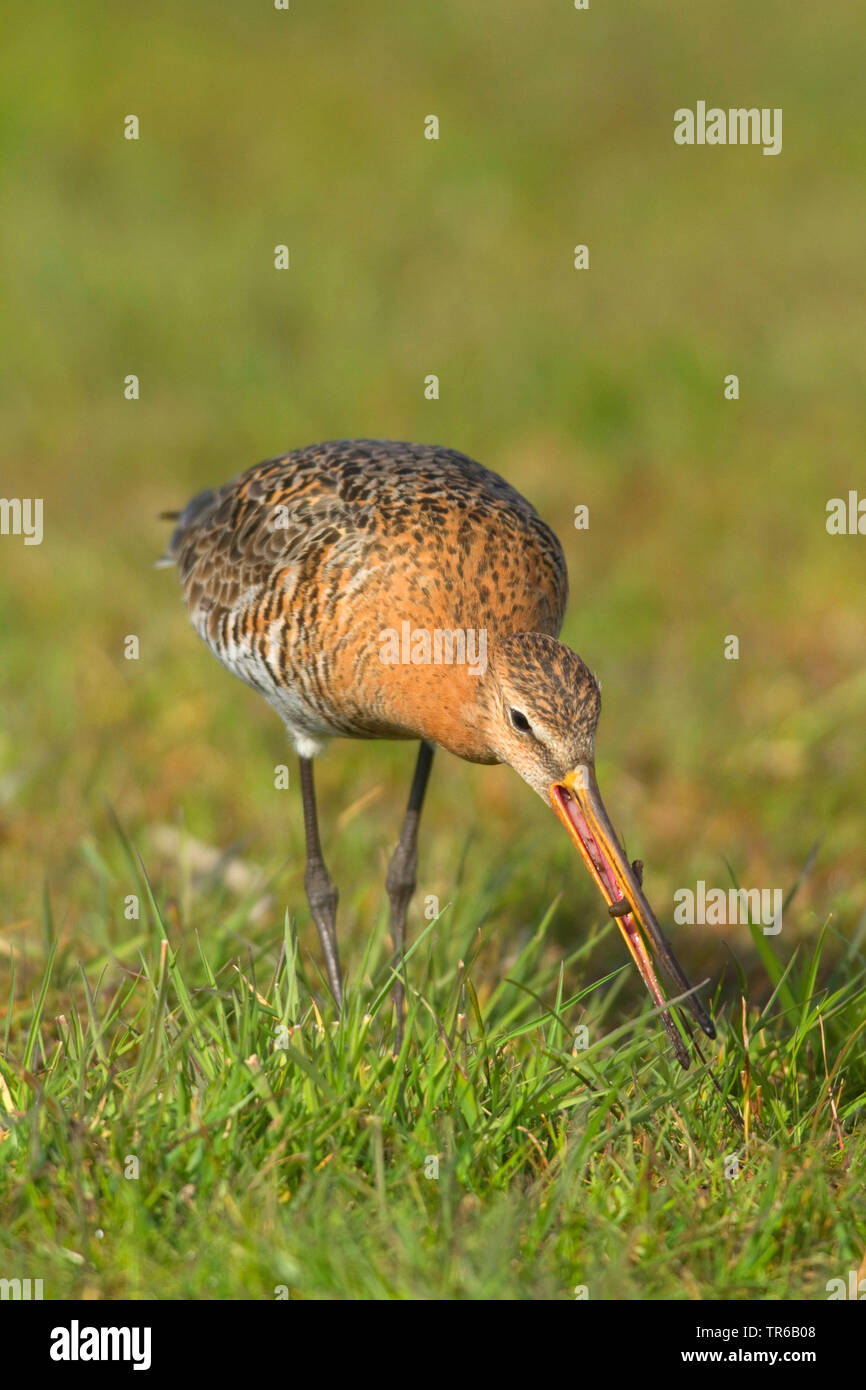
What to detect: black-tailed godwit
<box><xmin>162</xmin><ymin>439</ymin><xmax>715</xmax><ymax>1066</ymax></box>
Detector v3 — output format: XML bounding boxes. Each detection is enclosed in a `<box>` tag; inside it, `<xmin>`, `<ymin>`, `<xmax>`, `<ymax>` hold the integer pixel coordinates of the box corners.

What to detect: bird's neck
<box><xmin>379</xmin><ymin>658</ymin><xmax>499</xmax><ymax>765</ymax></box>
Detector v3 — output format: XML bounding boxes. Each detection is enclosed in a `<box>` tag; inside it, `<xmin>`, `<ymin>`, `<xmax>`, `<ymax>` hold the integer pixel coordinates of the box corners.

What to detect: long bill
<box><xmin>550</xmin><ymin>764</ymin><xmax>715</xmax><ymax>1069</ymax></box>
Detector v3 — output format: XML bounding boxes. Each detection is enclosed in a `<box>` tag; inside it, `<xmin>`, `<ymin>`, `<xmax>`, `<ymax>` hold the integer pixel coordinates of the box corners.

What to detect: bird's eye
<box><xmin>510</xmin><ymin>708</ymin><xmax>532</xmax><ymax>733</ymax></box>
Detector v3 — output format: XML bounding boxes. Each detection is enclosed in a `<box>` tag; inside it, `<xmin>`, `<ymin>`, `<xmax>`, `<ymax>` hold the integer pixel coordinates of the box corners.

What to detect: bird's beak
<box><xmin>550</xmin><ymin>764</ymin><xmax>715</xmax><ymax>1068</ymax></box>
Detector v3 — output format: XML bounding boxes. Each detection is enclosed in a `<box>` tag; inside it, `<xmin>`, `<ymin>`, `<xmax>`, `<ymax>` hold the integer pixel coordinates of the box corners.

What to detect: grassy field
<box><xmin>1</xmin><ymin>1</ymin><xmax>864</xmax><ymax>1300</ymax></box>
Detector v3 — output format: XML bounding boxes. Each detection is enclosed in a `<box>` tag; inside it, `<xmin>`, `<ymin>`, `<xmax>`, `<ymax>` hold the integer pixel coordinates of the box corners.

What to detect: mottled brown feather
<box><xmin>166</xmin><ymin>440</ymin><xmax>569</xmax><ymax>759</ymax></box>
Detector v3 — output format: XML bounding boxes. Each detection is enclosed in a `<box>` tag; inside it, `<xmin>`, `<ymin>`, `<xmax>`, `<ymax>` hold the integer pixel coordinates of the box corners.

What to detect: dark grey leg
<box><xmin>298</xmin><ymin>756</ymin><xmax>342</xmax><ymax>1007</ymax></box>
<box><xmin>386</xmin><ymin>741</ymin><xmax>434</xmax><ymax>1049</ymax></box>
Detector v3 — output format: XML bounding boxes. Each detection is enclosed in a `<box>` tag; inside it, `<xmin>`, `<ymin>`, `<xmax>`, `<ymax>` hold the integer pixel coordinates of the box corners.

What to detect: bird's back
<box><xmin>165</xmin><ymin>440</ymin><xmax>568</xmax><ymax>755</ymax></box>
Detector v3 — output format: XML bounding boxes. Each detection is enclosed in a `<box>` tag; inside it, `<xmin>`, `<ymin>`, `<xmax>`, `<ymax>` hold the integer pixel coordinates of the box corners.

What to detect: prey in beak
<box><xmin>550</xmin><ymin>764</ymin><xmax>715</xmax><ymax>1069</ymax></box>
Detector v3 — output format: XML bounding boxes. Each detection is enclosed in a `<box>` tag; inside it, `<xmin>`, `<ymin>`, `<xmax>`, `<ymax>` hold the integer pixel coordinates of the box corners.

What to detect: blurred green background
<box><xmin>2</xmin><ymin>0</ymin><xmax>864</xmax><ymax>1010</ymax></box>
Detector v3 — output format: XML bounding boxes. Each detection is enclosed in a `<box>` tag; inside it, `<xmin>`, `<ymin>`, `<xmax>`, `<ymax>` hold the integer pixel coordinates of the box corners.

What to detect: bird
<box><xmin>161</xmin><ymin>438</ymin><xmax>715</xmax><ymax>1067</ymax></box>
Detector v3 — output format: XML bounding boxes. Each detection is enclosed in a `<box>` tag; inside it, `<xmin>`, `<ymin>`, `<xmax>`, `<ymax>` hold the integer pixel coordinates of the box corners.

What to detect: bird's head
<box><xmin>480</xmin><ymin>632</ymin><xmax>714</xmax><ymax>1065</ymax></box>
<box><xmin>482</xmin><ymin>632</ymin><xmax>601</xmax><ymax>802</ymax></box>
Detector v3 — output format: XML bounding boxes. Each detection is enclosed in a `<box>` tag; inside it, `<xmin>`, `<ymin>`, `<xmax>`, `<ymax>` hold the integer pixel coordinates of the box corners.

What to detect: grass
<box><xmin>1</xmin><ymin>0</ymin><xmax>865</xmax><ymax>1300</ymax></box>
<box><xmin>1</xmin><ymin>821</ymin><xmax>864</xmax><ymax>1300</ymax></box>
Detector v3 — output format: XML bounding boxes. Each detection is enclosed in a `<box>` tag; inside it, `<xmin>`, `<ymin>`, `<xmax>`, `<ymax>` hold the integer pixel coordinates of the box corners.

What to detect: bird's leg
<box><xmin>298</xmin><ymin>756</ymin><xmax>343</xmax><ymax>1008</ymax></box>
<box><xmin>386</xmin><ymin>740</ymin><xmax>434</xmax><ymax>1051</ymax></box>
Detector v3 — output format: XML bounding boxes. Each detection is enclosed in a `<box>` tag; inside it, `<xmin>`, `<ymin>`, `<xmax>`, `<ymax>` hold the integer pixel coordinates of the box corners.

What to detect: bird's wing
<box><xmin>166</xmin><ymin>467</ymin><xmax>366</xmax><ymax>613</ymax></box>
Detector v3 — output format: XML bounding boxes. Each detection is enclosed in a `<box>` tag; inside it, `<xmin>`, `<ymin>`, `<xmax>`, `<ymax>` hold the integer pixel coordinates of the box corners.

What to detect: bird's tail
<box><xmin>155</xmin><ymin>488</ymin><xmax>219</xmax><ymax>568</ymax></box>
